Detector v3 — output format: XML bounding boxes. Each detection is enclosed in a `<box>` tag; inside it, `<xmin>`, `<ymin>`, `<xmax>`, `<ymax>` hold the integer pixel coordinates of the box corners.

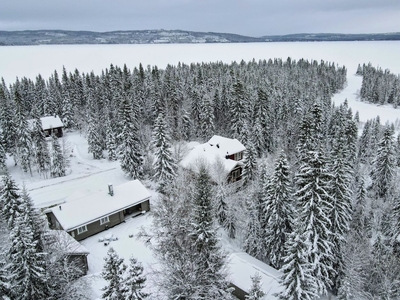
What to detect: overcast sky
<box><xmin>1</xmin><ymin>0</ymin><xmax>400</xmax><ymax>36</ymax></box>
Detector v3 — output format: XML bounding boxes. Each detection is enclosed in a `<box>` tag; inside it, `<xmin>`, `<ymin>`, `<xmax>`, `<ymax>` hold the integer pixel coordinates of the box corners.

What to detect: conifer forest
<box><xmin>0</xmin><ymin>57</ymin><xmax>400</xmax><ymax>299</ymax></box>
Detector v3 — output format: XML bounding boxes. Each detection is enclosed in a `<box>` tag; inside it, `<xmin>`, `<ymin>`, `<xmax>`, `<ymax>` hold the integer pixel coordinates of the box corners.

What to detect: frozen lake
<box><xmin>1</xmin><ymin>41</ymin><xmax>399</xmax><ymax>124</ymax></box>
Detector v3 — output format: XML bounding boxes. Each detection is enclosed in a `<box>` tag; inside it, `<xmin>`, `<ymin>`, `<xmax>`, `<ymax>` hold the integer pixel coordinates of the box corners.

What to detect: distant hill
<box><xmin>1</xmin><ymin>30</ymin><xmax>400</xmax><ymax>45</ymax></box>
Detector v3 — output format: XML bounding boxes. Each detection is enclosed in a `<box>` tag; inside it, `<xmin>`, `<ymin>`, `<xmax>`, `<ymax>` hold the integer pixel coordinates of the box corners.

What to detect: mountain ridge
<box><xmin>1</xmin><ymin>29</ymin><xmax>400</xmax><ymax>45</ymax></box>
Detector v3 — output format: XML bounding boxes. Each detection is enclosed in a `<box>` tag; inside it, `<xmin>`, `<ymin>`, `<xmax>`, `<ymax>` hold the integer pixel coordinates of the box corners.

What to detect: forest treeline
<box><xmin>0</xmin><ymin>58</ymin><xmax>400</xmax><ymax>299</ymax></box>
<box><xmin>357</xmin><ymin>63</ymin><xmax>400</xmax><ymax>108</ymax></box>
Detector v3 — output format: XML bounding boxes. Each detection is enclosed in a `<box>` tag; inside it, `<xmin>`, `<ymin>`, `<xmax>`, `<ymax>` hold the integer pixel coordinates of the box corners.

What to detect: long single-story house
<box><xmin>180</xmin><ymin>135</ymin><xmax>246</xmax><ymax>183</ymax></box>
<box><xmin>46</xmin><ymin>180</ymin><xmax>151</xmax><ymax>241</ymax></box>
<box><xmin>42</xmin><ymin>230</ymin><xmax>90</xmax><ymax>276</ymax></box>
<box><xmin>228</xmin><ymin>252</ymin><xmax>284</xmax><ymax>300</ymax></box>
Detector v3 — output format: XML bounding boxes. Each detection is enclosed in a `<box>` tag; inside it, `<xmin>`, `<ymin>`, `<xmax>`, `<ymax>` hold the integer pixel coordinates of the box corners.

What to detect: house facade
<box><xmin>46</xmin><ymin>180</ymin><xmax>151</xmax><ymax>241</ymax></box>
<box><xmin>180</xmin><ymin>135</ymin><xmax>246</xmax><ymax>183</ymax></box>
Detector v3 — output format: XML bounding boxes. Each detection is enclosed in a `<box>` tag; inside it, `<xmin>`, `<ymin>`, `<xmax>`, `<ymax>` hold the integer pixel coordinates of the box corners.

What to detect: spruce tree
<box><xmin>14</xmin><ymin>88</ymin><xmax>33</xmax><ymax>174</ymax></box>
<box><xmin>279</xmin><ymin>229</ymin><xmax>319</xmax><ymax>300</ymax></box>
<box><xmin>189</xmin><ymin>166</ymin><xmax>233</xmax><ymax>299</ymax></box>
<box><xmin>105</xmin><ymin>118</ymin><xmax>117</xmax><ymax>161</ymax></box>
<box><xmin>102</xmin><ymin>247</ymin><xmax>127</xmax><ymax>300</ymax></box>
<box><xmin>214</xmin><ymin>183</ymin><xmax>228</xmax><ymax>226</ymax></box>
<box><xmin>241</xmin><ymin>140</ymin><xmax>258</xmax><ymax>186</ymax></box>
<box><xmin>118</xmin><ymin>96</ymin><xmax>143</xmax><ymax>179</ymax></box>
<box><xmin>7</xmin><ymin>213</ymin><xmax>48</xmax><ymax>300</ymax></box>
<box><xmin>50</xmin><ymin>134</ymin><xmax>66</xmax><ymax>178</ymax></box>
<box><xmin>0</xmin><ymin>132</ymin><xmax>6</xmax><ymax>171</ymax></box>
<box><xmin>328</xmin><ymin>137</ymin><xmax>353</xmax><ymax>293</ymax></box>
<box><xmin>263</xmin><ymin>150</ymin><xmax>294</xmax><ymax>269</ymax></box>
<box><xmin>123</xmin><ymin>256</ymin><xmax>149</xmax><ymax>300</ymax></box>
<box><xmin>152</xmin><ymin>111</ymin><xmax>177</xmax><ymax>192</ymax></box>
<box><xmin>295</xmin><ymin>150</ymin><xmax>334</xmax><ymax>295</ymax></box>
<box><xmin>370</xmin><ymin>126</ymin><xmax>396</xmax><ymax>199</ymax></box>
<box><xmin>31</xmin><ymin>110</ymin><xmax>50</xmax><ymax>177</ymax></box>
<box><xmin>245</xmin><ymin>272</ymin><xmax>265</xmax><ymax>300</ymax></box>
<box><xmin>0</xmin><ymin>173</ymin><xmax>22</xmax><ymax>228</ymax></box>
<box><xmin>396</xmin><ymin>133</ymin><xmax>400</xmax><ymax>166</ymax></box>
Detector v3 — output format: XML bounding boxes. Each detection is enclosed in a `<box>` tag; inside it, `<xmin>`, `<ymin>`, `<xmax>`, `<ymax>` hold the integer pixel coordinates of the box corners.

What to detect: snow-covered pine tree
<box><xmin>20</xmin><ymin>184</ymin><xmax>44</xmax><ymax>246</ymax></box>
<box><xmin>328</xmin><ymin>135</ymin><xmax>353</xmax><ymax>293</ymax></box>
<box><xmin>352</xmin><ymin>177</ymin><xmax>367</xmax><ymax>237</ymax></box>
<box><xmin>7</xmin><ymin>212</ymin><xmax>48</xmax><ymax>299</ymax></box>
<box><xmin>199</xmin><ymin>93</ymin><xmax>215</xmax><ymax>141</ymax></box>
<box><xmin>396</xmin><ymin>133</ymin><xmax>400</xmax><ymax>166</ymax></box>
<box><xmin>105</xmin><ymin>117</ymin><xmax>117</xmax><ymax>161</ymax></box>
<box><xmin>118</xmin><ymin>95</ymin><xmax>143</xmax><ymax>179</ymax></box>
<box><xmin>225</xmin><ymin>202</ymin><xmax>237</xmax><ymax>239</ymax></box>
<box><xmin>189</xmin><ymin>165</ymin><xmax>233</xmax><ymax>299</ymax></box>
<box><xmin>241</xmin><ymin>139</ymin><xmax>258</xmax><ymax>187</ymax></box>
<box><xmin>279</xmin><ymin>229</ymin><xmax>319</xmax><ymax>300</ymax></box>
<box><xmin>102</xmin><ymin>247</ymin><xmax>127</xmax><ymax>300</ymax></box>
<box><xmin>181</xmin><ymin>109</ymin><xmax>192</xmax><ymax>141</ymax></box>
<box><xmin>123</xmin><ymin>256</ymin><xmax>149</xmax><ymax>300</ymax></box>
<box><xmin>61</xmin><ymin>66</ymin><xmax>76</xmax><ymax>129</ymax></box>
<box><xmin>14</xmin><ymin>88</ymin><xmax>33</xmax><ymax>174</ymax></box>
<box><xmin>244</xmin><ymin>200</ymin><xmax>264</xmax><ymax>261</ymax></box>
<box><xmin>370</xmin><ymin>125</ymin><xmax>396</xmax><ymax>199</ymax></box>
<box><xmin>0</xmin><ymin>132</ymin><xmax>6</xmax><ymax>171</ymax></box>
<box><xmin>31</xmin><ymin>109</ymin><xmax>50</xmax><ymax>177</ymax></box>
<box><xmin>152</xmin><ymin>111</ymin><xmax>177</xmax><ymax>192</ymax></box>
<box><xmin>295</xmin><ymin>150</ymin><xmax>335</xmax><ymax>295</ymax></box>
<box><xmin>263</xmin><ymin>150</ymin><xmax>294</xmax><ymax>269</ymax></box>
<box><xmin>0</xmin><ymin>173</ymin><xmax>22</xmax><ymax>228</ymax></box>
<box><xmin>87</xmin><ymin>90</ymin><xmax>104</xmax><ymax>159</ymax></box>
<box><xmin>0</xmin><ymin>81</ymin><xmax>16</xmax><ymax>156</ymax></box>
<box><xmin>245</xmin><ymin>272</ymin><xmax>265</xmax><ymax>300</ymax></box>
<box><xmin>214</xmin><ymin>182</ymin><xmax>228</xmax><ymax>226</ymax></box>
<box><xmin>50</xmin><ymin>134</ymin><xmax>66</xmax><ymax>178</ymax></box>
<box><xmin>230</xmin><ymin>78</ymin><xmax>248</xmax><ymax>142</ymax></box>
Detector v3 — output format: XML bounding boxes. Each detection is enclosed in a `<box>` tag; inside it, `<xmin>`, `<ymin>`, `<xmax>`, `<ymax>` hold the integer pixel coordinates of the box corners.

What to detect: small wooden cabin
<box><xmin>41</xmin><ymin>116</ymin><xmax>64</xmax><ymax>137</ymax></box>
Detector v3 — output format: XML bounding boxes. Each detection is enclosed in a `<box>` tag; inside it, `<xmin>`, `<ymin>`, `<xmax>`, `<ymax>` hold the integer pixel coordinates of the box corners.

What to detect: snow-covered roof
<box><xmin>228</xmin><ymin>252</ymin><xmax>284</xmax><ymax>299</ymax></box>
<box><xmin>43</xmin><ymin>230</ymin><xmax>89</xmax><ymax>255</ymax></box>
<box><xmin>50</xmin><ymin>180</ymin><xmax>151</xmax><ymax>231</ymax></box>
<box><xmin>28</xmin><ymin>115</ymin><xmax>64</xmax><ymax>131</ymax></box>
<box><xmin>180</xmin><ymin>135</ymin><xmax>245</xmax><ymax>176</ymax></box>
<box><xmin>40</xmin><ymin>116</ymin><xmax>64</xmax><ymax>130</ymax></box>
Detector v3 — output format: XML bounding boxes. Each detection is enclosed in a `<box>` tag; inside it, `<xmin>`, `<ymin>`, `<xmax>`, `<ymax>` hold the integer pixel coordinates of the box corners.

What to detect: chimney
<box><xmin>108</xmin><ymin>183</ymin><xmax>114</xmax><ymax>196</ymax></box>
<box><xmin>59</xmin><ymin>205</ymin><xmax>62</xmax><ymax>210</ymax></box>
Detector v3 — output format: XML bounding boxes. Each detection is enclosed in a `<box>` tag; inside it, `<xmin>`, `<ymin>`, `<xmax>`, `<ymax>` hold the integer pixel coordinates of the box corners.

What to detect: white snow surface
<box><xmin>50</xmin><ymin>180</ymin><xmax>151</xmax><ymax>231</ymax></box>
<box><xmin>180</xmin><ymin>135</ymin><xmax>245</xmax><ymax>176</ymax></box>
<box><xmin>40</xmin><ymin>115</ymin><xmax>64</xmax><ymax>130</ymax></box>
<box><xmin>228</xmin><ymin>252</ymin><xmax>283</xmax><ymax>299</ymax></box>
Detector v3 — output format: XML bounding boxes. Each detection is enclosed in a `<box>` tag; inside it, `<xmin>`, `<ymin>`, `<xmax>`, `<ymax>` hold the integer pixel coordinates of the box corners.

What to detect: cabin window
<box><xmin>54</xmin><ymin>128</ymin><xmax>59</xmax><ymax>135</ymax></box>
<box><xmin>100</xmin><ymin>216</ymin><xmax>110</xmax><ymax>225</ymax></box>
<box><xmin>231</xmin><ymin>169</ymin><xmax>241</xmax><ymax>182</ymax></box>
<box><xmin>77</xmin><ymin>225</ymin><xmax>88</xmax><ymax>235</ymax></box>
<box><xmin>234</xmin><ymin>152</ymin><xmax>243</xmax><ymax>161</ymax></box>
<box><xmin>71</xmin><ymin>231</ymin><xmax>75</xmax><ymax>238</ymax></box>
